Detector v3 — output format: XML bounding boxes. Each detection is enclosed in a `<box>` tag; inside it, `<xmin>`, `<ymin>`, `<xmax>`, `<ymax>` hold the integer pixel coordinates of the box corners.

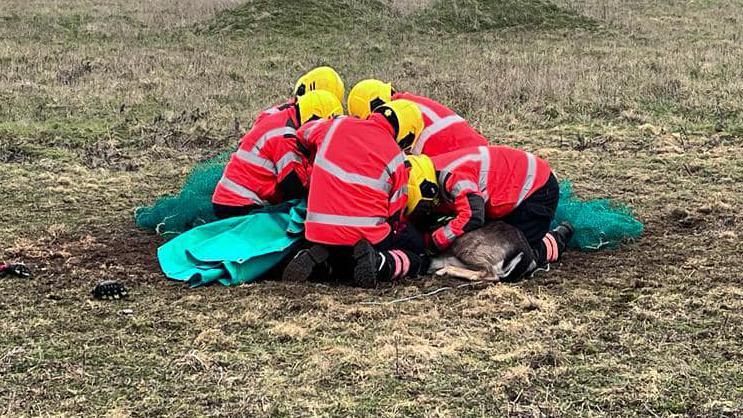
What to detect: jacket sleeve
<box><xmin>295</xmin><ymin>119</ymin><xmax>326</xmax><ymax>162</ymax></box>
<box><xmin>431</xmin><ymin>180</ymin><xmax>486</xmax><ymax>251</ymax></box>
<box><xmin>270</xmin><ymin>136</ymin><xmax>309</xmax><ymax>200</ymax></box>
<box><xmin>273</xmin><ymin>137</ymin><xmax>309</xmax><ymax>186</ymax></box>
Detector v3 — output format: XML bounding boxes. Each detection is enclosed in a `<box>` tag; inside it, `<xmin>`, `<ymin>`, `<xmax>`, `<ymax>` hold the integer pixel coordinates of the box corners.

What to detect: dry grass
<box><xmin>1</xmin><ymin>0</ymin><xmax>742</xmax><ymax>416</ymax></box>
<box><xmin>391</xmin><ymin>0</ymin><xmax>436</xmax><ymax>15</ymax></box>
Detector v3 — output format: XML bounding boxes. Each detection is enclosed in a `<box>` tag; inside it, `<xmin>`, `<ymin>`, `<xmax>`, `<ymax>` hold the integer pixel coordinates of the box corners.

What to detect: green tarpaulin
<box><xmin>157</xmin><ymin>200</ymin><xmax>306</xmax><ymax>287</ymax></box>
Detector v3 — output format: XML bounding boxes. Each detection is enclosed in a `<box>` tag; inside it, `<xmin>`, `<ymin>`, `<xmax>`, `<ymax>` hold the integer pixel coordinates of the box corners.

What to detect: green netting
<box><xmin>134</xmin><ymin>152</ymin><xmax>230</xmax><ymax>237</ymax></box>
<box><xmin>551</xmin><ymin>180</ymin><xmax>644</xmax><ymax>250</ymax></box>
<box><xmin>135</xmin><ymin>157</ymin><xmax>643</xmax><ymax>249</ymax></box>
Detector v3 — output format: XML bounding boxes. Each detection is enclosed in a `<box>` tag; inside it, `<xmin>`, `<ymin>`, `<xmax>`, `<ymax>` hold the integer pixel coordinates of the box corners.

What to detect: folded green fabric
<box><xmin>157</xmin><ymin>200</ymin><xmax>306</xmax><ymax>287</ymax></box>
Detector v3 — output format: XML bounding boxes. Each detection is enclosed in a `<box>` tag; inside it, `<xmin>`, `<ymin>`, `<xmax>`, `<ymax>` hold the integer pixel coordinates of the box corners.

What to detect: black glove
<box><xmin>91</xmin><ymin>280</ymin><xmax>129</xmax><ymax>300</ymax></box>
<box><xmin>0</xmin><ymin>263</ymin><xmax>31</xmax><ymax>278</ymax></box>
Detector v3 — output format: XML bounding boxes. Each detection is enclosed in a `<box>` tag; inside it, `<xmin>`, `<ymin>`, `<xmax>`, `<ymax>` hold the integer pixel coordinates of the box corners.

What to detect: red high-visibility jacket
<box><xmin>392</xmin><ymin>92</ymin><xmax>488</xmax><ymax>156</ymax></box>
<box><xmin>253</xmin><ymin>98</ymin><xmax>296</xmax><ymax>125</ymax></box>
<box><xmin>297</xmin><ymin>115</ymin><xmax>408</xmax><ymax>246</ymax></box>
<box><xmin>212</xmin><ymin>106</ymin><xmax>308</xmax><ymax>207</ymax></box>
<box><xmin>430</xmin><ymin>146</ymin><xmax>552</xmax><ymax>250</ymax></box>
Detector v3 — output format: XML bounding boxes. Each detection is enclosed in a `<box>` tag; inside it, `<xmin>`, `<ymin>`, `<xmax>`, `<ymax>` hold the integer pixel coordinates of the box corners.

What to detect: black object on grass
<box><xmin>91</xmin><ymin>280</ymin><xmax>129</xmax><ymax>300</ymax></box>
<box><xmin>0</xmin><ymin>263</ymin><xmax>31</xmax><ymax>279</ymax></box>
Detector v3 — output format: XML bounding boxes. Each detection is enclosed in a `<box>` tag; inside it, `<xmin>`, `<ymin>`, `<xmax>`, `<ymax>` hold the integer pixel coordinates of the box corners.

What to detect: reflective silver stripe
<box><xmin>383</xmin><ymin>153</ymin><xmax>406</xmax><ymax>179</ymax></box>
<box><xmin>316</xmin><ymin>118</ymin><xmax>343</xmax><ymax>160</ymax></box>
<box><xmin>263</xmin><ymin>107</ymin><xmax>280</xmax><ymax>115</ymax></box>
<box><xmin>516</xmin><ymin>152</ymin><xmax>537</xmax><ymax>206</ymax></box>
<box><xmin>415</xmin><ymin>103</ymin><xmax>440</xmax><ymax>121</ymax></box>
<box><xmin>412</xmin><ymin>114</ymin><xmax>466</xmax><ymax>155</ymax></box>
<box><xmin>235</xmin><ymin>148</ymin><xmax>276</xmax><ymax>173</ymax></box>
<box><xmin>301</xmin><ymin>120</ymin><xmax>322</xmax><ymax>140</ymax></box>
<box><xmin>450</xmin><ymin>180</ymin><xmax>478</xmax><ymax>197</ymax></box>
<box><xmin>236</xmin><ymin>126</ymin><xmax>298</xmax><ymax>174</ymax></box>
<box><xmin>306</xmin><ymin>212</ymin><xmax>386</xmax><ymax>227</ymax></box>
<box><xmin>443</xmin><ymin>224</ymin><xmax>457</xmax><ymax>241</ymax></box>
<box><xmin>315</xmin><ymin>118</ymin><xmax>396</xmax><ymax>193</ymax></box>
<box><xmin>438</xmin><ymin>151</ymin><xmax>481</xmax><ymax>185</ymax></box>
<box><xmin>477</xmin><ymin>146</ymin><xmax>490</xmax><ymax>198</ymax></box>
<box><xmin>317</xmin><ymin>159</ymin><xmax>392</xmax><ymax>192</ymax></box>
<box><xmin>219</xmin><ymin>176</ymin><xmax>268</xmax><ymax>205</ymax></box>
<box><xmin>441</xmin><ymin>152</ymin><xmax>480</xmax><ymax>177</ymax></box>
<box><xmin>255</xmin><ymin>127</ymin><xmax>297</xmax><ymax>150</ymax></box>
<box><xmin>390</xmin><ymin>185</ymin><xmax>408</xmax><ymax>204</ymax></box>
<box><xmin>275</xmin><ymin>152</ymin><xmax>301</xmax><ymax>173</ymax></box>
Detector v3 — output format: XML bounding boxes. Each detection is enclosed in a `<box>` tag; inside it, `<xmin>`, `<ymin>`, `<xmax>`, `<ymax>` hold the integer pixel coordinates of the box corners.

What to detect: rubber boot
<box><xmin>533</xmin><ymin>221</ymin><xmax>575</xmax><ymax>271</ymax></box>
<box><xmin>282</xmin><ymin>244</ymin><xmax>330</xmax><ymax>282</ymax></box>
<box><xmin>352</xmin><ymin>240</ymin><xmax>424</xmax><ymax>288</ymax></box>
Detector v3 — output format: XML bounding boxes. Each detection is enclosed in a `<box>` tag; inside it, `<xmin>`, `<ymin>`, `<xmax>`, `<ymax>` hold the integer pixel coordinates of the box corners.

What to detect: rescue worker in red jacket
<box><xmin>255</xmin><ymin>66</ymin><xmax>345</xmax><ymax>125</ymax></box>
<box><xmin>282</xmin><ymin>100</ymin><xmax>428</xmax><ymax>287</ymax></box>
<box><xmin>347</xmin><ymin>79</ymin><xmax>488</xmax><ymax>155</ymax></box>
<box><xmin>406</xmin><ymin>146</ymin><xmax>574</xmax><ymax>280</ymax></box>
<box><xmin>212</xmin><ymin>90</ymin><xmax>343</xmax><ymax>219</ymax></box>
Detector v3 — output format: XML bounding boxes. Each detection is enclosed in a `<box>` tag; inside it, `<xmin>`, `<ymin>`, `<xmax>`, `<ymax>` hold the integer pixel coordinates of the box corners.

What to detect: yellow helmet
<box><xmin>405</xmin><ymin>155</ymin><xmax>440</xmax><ymax>216</ymax></box>
<box><xmin>373</xmin><ymin>99</ymin><xmax>424</xmax><ymax>152</ymax></box>
<box><xmin>295</xmin><ymin>90</ymin><xmax>343</xmax><ymax>125</ymax></box>
<box><xmin>348</xmin><ymin>79</ymin><xmax>394</xmax><ymax>119</ymax></box>
<box><xmin>293</xmin><ymin>66</ymin><xmax>345</xmax><ymax>104</ymax></box>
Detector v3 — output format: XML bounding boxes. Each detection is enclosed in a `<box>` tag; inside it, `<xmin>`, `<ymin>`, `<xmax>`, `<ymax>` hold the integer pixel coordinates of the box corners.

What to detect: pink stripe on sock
<box><xmin>392</xmin><ymin>250</ymin><xmax>410</xmax><ymax>278</ymax></box>
<box><xmin>544</xmin><ymin>234</ymin><xmax>559</xmax><ymax>262</ymax></box>
<box><xmin>389</xmin><ymin>251</ymin><xmax>403</xmax><ymax>279</ymax></box>
<box><xmin>542</xmin><ymin>236</ymin><xmax>554</xmax><ymax>262</ymax></box>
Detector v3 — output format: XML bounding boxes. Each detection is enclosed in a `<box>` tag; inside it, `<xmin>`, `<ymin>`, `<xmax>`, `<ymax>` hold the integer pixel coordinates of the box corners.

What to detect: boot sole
<box><xmin>282</xmin><ymin>245</ymin><xmax>329</xmax><ymax>282</ymax></box>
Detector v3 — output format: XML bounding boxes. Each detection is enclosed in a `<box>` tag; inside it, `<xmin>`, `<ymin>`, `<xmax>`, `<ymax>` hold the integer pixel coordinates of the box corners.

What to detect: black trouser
<box><xmin>319</xmin><ymin>222</ymin><xmax>426</xmax><ymax>281</ymax></box>
<box><xmin>500</xmin><ymin>174</ymin><xmax>559</xmax><ymax>264</ymax></box>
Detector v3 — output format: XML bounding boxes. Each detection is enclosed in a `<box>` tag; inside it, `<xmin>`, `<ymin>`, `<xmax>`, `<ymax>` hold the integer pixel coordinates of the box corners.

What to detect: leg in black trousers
<box><xmin>500</xmin><ymin>174</ymin><xmax>571</xmax><ymax>268</ymax></box>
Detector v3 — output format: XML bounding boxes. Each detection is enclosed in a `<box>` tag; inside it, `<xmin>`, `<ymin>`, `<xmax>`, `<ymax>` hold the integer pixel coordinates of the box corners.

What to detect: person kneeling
<box><xmin>212</xmin><ymin>90</ymin><xmax>342</xmax><ymax>219</ymax></box>
<box><xmin>282</xmin><ymin>100</ymin><xmax>429</xmax><ymax>287</ymax></box>
<box><xmin>405</xmin><ymin>146</ymin><xmax>574</xmax><ymax>281</ymax></box>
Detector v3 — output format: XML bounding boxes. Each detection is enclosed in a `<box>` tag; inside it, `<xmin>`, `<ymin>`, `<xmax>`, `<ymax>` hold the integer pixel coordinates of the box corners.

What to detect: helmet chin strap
<box><xmin>398</xmin><ymin>132</ymin><xmax>415</xmax><ymax>150</ymax></box>
<box><xmin>294</xmin><ymin>102</ymin><xmax>302</xmax><ymax>125</ymax></box>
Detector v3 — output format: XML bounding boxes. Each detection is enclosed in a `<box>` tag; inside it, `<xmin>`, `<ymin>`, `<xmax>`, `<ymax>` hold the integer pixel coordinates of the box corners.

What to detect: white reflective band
<box><xmin>443</xmin><ymin>224</ymin><xmax>456</xmax><ymax>241</ymax></box>
<box><xmin>441</xmin><ymin>152</ymin><xmax>481</xmax><ymax>177</ymax></box>
<box><xmin>412</xmin><ymin>115</ymin><xmax>466</xmax><ymax>155</ymax></box>
<box><xmin>383</xmin><ymin>153</ymin><xmax>406</xmax><ymax>178</ymax></box>
<box><xmin>390</xmin><ymin>185</ymin><xmax>408</xmax><ymax>203</ymax></box>
<box><xmin>219</xmin><ymin>176</ymin><xmax>268</xmax><ymax>205</ymax></box>
<box><xmin>415</xmin><ymin>103</ymin><xmax>440</xmax><ymax>121</ymax></box>
<box><xmin>306</xmin><ymin>212</ymin><xmax>387</xmax><ymax>227</ymax></box>
<box><xmin>477</xmin><ymin>146</ymin><xmax>490</xmax><ymax>199</ymax></box>
<box><xmin>438</xmin><ymin>151</ymin><xmax>482</xmax><ymax>185</ymax></box>
<box><xmin>254</xmin><ymin>126</ymin><xmax>297</xmax><ymax>150</ymax></box>
<box><xmin>450</xmin><ymin>180</ymin><xmax>478</xmax><ymax>197</ymax></box>
<box><xmin>235</xmin><ymin>148</ymin><xmax>276</xmax><ymax>173</ymax></box>
<box><xmin>301</xmin><ymin>120</ymin><xmax>322</xmax><ymax>140</ymax></box>
<box><xmin>316</xmin><ymin>118</ymin><xmax>343</xmax><ymax>160</ymax></box>
<box><xmin>235</xmin><ymin>126</ymin><xmax>297</xmax><ymax>174</ymax></box>
<box><xmin>317</xmin><ymin>159</ymin><xmax>393</xmax><ymax>192</ymax></box>
<box><xmin>264</xmin><ymin>107</ymin><xmax>280</xmax><ymax>115</ymax></box>
<box><xmin>315</xmin><ymin>118</ymin><xmax>397</xmax><ymax>193</ymax></box>
<box><xmin>516</xmin><ymin>152</ymin><xmax>537</xmax><ymax>206</ymax></box>
<box><xmin>275</xmin><ymin>152</ymin><xmax>301</xmax><ymax>173</ymax></box>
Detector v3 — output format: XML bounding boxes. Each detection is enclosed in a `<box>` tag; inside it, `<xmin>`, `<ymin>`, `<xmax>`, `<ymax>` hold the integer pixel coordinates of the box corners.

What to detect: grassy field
<box><xmin>1</xmin><ymin>0</ymin><xmax>742</xmax><ymax>416</ymax></box>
